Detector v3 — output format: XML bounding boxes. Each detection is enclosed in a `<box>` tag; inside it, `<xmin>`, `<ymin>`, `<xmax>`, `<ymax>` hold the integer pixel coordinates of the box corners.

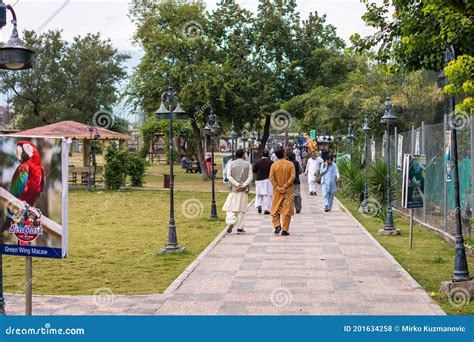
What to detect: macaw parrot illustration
<box><xmin>2</xmin><ymin>141</ymin><xmax>45</xmax><ymax>245</ymax></box>
<box><xmin>10</xmin><ymin>141</ymin><xmax>45</xmax><ymax>206</ymax></box>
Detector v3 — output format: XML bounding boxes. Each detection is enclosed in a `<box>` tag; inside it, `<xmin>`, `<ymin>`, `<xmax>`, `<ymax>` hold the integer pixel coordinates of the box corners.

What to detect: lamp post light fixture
<box><xmin>0</xmin><ymin>2</ymin><xmax>34</xmax><ymax>70</ymax></box>
<box><xmin>155</xmin><ymin>84</ymin><xmax>187</xmax><ymax>254</ymax></box>
<box><xmin>204</xmin><ymin>109</ymin><xmax>221</xmax><ymax>219</ymax></box>
<box><xmin>361</xmin><ymin>114</ymin><xmax>371</xmax><ymax>208</ymax></box>
<box><xmin>379</xmin><ymin>96</ymin><xmax>400</xmax><ymax>236</ymax></box>
<box><xmin>347</xmin><ymin>120</ymin><xmax>355</xmax><ymax>161</ymax></box>
<box><xmin>0</xmin><ymin>1</ymin><xmax>35</xmax><ymax>315</ymax></box>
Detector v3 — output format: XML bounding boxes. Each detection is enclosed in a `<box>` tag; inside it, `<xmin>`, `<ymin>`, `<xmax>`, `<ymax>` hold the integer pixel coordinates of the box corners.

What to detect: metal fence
<box><xmin>370</xmin><ymin>115</ymin><xmax>473</xmax><ymax>237</ymax></box>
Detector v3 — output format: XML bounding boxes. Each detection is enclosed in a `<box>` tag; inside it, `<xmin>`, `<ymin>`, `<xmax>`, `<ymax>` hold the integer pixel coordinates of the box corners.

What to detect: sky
<box><xmin>9</xmin><ymin>0</ymin><xmax>377</xmax><ymax>53</ymax></box>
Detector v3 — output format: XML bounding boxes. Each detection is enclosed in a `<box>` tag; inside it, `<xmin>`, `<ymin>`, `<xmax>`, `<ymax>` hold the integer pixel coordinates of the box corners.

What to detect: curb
<box><xmin>160</xmin><ymin>198</ymin><xmax>256</xmax><ymax>298</ymax></box>
<box><xmin>335</xmin><ymin>197</ymin><xmax>446</xmax><ymax>316</ymax></box>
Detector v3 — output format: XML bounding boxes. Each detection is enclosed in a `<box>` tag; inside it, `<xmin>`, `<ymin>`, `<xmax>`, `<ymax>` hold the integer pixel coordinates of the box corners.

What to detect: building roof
<box><xmin>10</xmin><ymin>121</ymin><xmax>130</xmax><ymax>140</ymax></box>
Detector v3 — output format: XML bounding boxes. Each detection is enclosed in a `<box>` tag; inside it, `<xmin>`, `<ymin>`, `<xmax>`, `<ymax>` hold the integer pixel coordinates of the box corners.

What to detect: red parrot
<box><xmin>10</xmin><ymin>141</ymin><xmax>45</xmax><ymax>206</ymax></box>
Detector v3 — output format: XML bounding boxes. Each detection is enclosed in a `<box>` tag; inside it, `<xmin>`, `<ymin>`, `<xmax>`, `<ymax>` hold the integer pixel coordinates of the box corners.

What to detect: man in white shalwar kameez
<box><xmin>223</xmin><ymin>149</ymin><xmax>253</xmax><ymax>234</ymax></box>
<box><xmin>253</xmin><ymin>150</ymin><xmax>273</xmax><ymax>214</ymax></box>
<box><xmin>304</xmin><ymin>152</ymin><xmax>324</xmax><ymax>196</ymax></box>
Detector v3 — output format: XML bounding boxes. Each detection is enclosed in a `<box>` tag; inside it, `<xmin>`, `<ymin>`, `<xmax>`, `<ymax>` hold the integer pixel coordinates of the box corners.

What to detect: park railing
<box><xmin>370</xmin><ymin>115</ymin><xmax>473</xmax><ymax>238</ymax></box>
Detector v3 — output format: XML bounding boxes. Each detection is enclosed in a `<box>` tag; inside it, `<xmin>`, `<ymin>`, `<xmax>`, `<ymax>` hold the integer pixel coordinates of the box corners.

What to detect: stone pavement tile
<box><xmin>217</xmin><ymin>302</ymin><xmax>248</xmax><ymax>315</ymax></box>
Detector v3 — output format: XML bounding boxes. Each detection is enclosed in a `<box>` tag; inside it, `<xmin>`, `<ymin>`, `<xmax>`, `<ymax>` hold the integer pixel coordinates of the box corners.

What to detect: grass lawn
<box><xmin>337</xmin><ymin>194</ymin><xmax>474</xmax><ymax>315</ymax></box>
<box><xmin>4</xmin><ymin>189</ymin><xmax>230</xmax><ymax>295</ymax></box>
<box><xmin>144</xmin><ymin>163</ymin><xmax>229</xmax><ymax>192</ymax></box>
<box><xmin>69</xmin><ymin>152</ymin><xmax>230</xmax><ymax>192</ymax></box>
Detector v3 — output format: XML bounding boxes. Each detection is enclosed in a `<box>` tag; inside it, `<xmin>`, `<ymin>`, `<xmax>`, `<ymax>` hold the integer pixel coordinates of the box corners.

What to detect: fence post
<box><xmin>421</xmin><ymin>121</ymin><xmax>426</xmax><ymax>222</ymax></box>
<box><xmin>444</xmin><ymin>114</ymin><xmax>448</xmax><ymax>231</ymax></box>
<box><xmin>394</xmin><ymin>126</ymin><xmax>398</xmax><ymax>171</ymax></box>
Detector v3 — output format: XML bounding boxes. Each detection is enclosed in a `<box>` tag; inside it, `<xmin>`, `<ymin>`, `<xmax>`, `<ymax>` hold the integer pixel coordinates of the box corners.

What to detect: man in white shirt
<box><xmin>304</xmin><ymin>152</ymin><xmax>324</xmax><ymax>196</ymax></box>
<box><xmin>223</xmin><ymin>149</ymin><xmax>253</xmax><ymax>234</ymax></box>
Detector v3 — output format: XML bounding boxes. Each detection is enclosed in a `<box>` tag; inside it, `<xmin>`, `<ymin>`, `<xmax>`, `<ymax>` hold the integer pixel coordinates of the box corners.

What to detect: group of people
<box><xmin>223</xmin><ymin>146</ymin><xmax>339</xmax><ymax>236</ymax></box>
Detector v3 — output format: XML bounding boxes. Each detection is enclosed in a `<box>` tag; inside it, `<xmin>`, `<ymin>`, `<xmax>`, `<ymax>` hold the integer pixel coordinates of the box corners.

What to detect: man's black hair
<box><xmin>275</xmin><ymin>147</ymin><xmax>285</xmax><ymax>159</ymax></box>
<box><xmin>236</xmin><ymin>149</ymin><xmax>245</xmax><ymax>159</ymax></box>
<box><xmin>263</xmin><ymin>150</ymin><xmax>270</xmax><ymax>158</ymax></box>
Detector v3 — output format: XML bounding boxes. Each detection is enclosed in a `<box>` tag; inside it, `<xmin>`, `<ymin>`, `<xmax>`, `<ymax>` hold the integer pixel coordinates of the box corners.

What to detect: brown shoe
<box><xmin>274</xmin><ymin>226</ymin><xmax>281</xmax><ymax>234</ymax></box>
<box><xmin>282</xmin><ymin>231</ymin><xmax>290</xmax><ymax>236</ymax></box>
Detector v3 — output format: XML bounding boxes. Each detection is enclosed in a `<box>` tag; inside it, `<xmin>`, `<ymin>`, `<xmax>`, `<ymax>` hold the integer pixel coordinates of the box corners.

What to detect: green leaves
<box><xmin>2</xmin><ymin>30</ymin><xmax>129</xmax><ymax>130</ymax></box>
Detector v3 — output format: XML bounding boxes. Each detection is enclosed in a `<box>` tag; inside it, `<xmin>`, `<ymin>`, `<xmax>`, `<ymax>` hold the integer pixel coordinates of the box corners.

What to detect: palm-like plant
<box><xmin>368</xmin><ymin>158</ymin><xmax>398</xmax><ymax>220</ymax></box>
<box><xmin>337</xmin><ymin>159</ymin><xmax>365</xmax><ymax>201</ymax></box>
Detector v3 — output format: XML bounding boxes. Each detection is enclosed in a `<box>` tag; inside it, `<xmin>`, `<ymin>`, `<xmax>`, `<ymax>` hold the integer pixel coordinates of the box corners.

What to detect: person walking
<box><xmin>320</xmin><ymin>155</ymin><xmax>339</xmax><ymax>212</ymax></box>
<box><xmin>253</xmin><ymin>150</ymin><xmax>273</xmax><ymax>214</ymax></box>
<box><xmin>269</xmin><ymin>147</ymin><xmax>296</xmax><ymax>236</ymax></box>
<box><xmin>305</xmin><ymin>152</ymin><xmax>324</xmax><ymax>196</ymax></box>
<box><xmin>288</xmin><ymin>152</ymin><xmax>302</xmax><ymax>214</ymax></box>
<box><xmin>223</xmin><ymin>149</ymin><xmax>253</xmax><ymax>234</ymax></box>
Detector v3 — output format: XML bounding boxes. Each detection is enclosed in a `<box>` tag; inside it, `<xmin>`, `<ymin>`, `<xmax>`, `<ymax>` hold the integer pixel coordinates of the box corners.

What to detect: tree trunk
<box><xmin>191</xmin><ymin>118</ymin><xmax>210</xmax><ymax>180</ymax></box>
<box><xmin>256</xmin><ymin>114</ymin><xmax>271</xmax><ymax>160</ymax></box>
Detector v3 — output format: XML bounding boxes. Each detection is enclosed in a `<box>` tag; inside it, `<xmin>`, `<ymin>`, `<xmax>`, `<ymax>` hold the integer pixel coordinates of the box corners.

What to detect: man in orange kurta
<box><xmin>269</xmin><ymin>147</ymin><xmax>296</xmax><ymax>236</ymax></box>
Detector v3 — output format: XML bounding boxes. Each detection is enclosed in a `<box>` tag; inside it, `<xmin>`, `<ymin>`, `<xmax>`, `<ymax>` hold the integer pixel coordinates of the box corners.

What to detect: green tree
<box><xmin>352</xmin><ymin>0</ymin><xmax>473</xmax><ymax>112</ymax></box>
<box><xmin>1</xmin><ymin>30</ymin><xmax>129</xmax><ymax>129</ymax></box>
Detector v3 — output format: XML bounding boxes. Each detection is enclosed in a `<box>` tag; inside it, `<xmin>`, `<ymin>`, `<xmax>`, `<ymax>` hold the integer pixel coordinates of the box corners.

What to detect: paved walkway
<box><xmin>6</xmin><ymin>178</ymin><xmax>444</xmax><ymax>315</ymax></box>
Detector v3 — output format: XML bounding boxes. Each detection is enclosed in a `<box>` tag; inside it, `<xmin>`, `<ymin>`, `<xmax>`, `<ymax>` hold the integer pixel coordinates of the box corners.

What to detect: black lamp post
<box><xmin>241</xmin><ymin>130</ymin><xmax>248</xmax><ymax>155</ymax></box>
<box><xmin>249</xmin><ymin>130</ymin><xmax>256</xmax><ymax>163</ymax></box>
<box><xmin>361</xmin><ymin>114</ymin><xmax>371</xmax><ymax>208</ymax></box>
<box><xmin>379</xmin><ymin>96</ymin><xmax>400</xmax><ymax>236</ymax></box>
<box><xmin>87</xmin><ymin>124</ymin><xmax>100</xmax><ymax>190</ymax></box>
<box><xmin>204</xmin><ymin>109</ymin><xmax>221</xmax><ymax>219</ymax></box>
<box><xmin>0</xmin><ymin>1</ymin><xmax>34</xmax><ymax>315</ymax></box>
<box><xmin>347</xmin><ymin>120</ymin><xmax>355</xmax><ymax>161</ymax></box>
<box><xmin>442</xmin><ymin>47</ymin><xmax>470</xmax><ymax>281</ymax></box>
<box><xmin>155</xmin><ymin>84</ymin><xmax>187</xmax><ymax>254</ymax></box>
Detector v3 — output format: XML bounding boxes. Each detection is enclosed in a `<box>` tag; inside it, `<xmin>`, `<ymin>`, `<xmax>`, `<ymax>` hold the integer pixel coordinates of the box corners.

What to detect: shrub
<box><xmin>104</xmin><ymin>145</ymin><xmax>129</xmax><ymax>190</ymax></box>
<box><xmin>127</xmin><ymin>153</ymin><xmax>149</xmax><ymax>187</ymax></box>
<box><xmin>368</xmin><ymin>158</ymin><xmax>398</xmax><ymax>220</ymax></box>
<box><xmin>338</xmin><ymin>159</ymin><xmax>365</xmax><ymax>201</ymax></box>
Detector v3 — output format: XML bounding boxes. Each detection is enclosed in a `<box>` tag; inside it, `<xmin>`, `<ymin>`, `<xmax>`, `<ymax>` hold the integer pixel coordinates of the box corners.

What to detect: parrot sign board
<box><xmin>0</xmin><ymin>136</ymin><xmax>69</xmax><ymax>259</ymax></box>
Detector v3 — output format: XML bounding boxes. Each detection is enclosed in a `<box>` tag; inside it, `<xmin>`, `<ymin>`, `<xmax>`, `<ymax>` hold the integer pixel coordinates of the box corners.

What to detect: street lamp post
<box><xmin>0</xmin><ymin>1</ymin><xmax>35</xmax><ymax>315</ymax></box>
<box><xmin>204</xmin><ymin>109</ymin><xmax>221</xmax><ymax>219</ymax></box>
<box><xmin>87</xmin><ymin>124</ymin><xmax>100</xmax><ymax>190</ymax></box>
<box><xmin>347</xmin><ymin>120</ymin><xmax>355</xmax><ymax>161</ymax></box>
<box><xmin>241</xmin><ymin>130</ymin><xmax>248</xmax><ymax>157</ymax></box>
<box><xmin>155</xmin><ymin>84</ymin><xmax>187</xmax><ymax>254</ymax></box>
<box><xmin>379</xmin><ymin>97</ymin><xmax>400</xmax><ymax>236</ymax></box>
<box><xmin>443</xmin><ymin>47</ymin><xmax>470</xmax><ymax>281</ymax></box>
<box><xmin>361</xmin><ymin>115</ymin><xmax>371</xmax><ymax>208</ymax></box>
